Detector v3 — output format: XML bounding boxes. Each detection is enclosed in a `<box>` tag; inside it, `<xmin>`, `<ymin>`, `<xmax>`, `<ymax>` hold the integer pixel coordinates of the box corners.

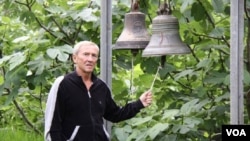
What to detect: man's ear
<box><xmin>72</xmin><ymin>54</ymin><xmax>77</xmax><ymax>63</ymax></box>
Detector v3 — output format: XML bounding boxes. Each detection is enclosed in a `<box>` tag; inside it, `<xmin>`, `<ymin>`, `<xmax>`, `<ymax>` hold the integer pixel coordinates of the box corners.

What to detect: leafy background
<box><xmin>0</xmin><ymin>0</ymin><xmax>250</xmax><ymax>141</ymax></box>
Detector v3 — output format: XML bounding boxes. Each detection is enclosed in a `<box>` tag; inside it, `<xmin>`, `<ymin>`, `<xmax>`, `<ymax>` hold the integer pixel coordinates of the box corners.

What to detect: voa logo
<box><xmin>226</xmin><ymin>129</ymin><xmax>246</xmax><ymax>136</ymax></box>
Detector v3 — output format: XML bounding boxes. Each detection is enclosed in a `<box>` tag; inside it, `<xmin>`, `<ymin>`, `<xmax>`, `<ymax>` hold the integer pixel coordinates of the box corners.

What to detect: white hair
<box><xmin>73</xmin><ymin>41</ymin><xmax>99</xmax><ymax>55</ymax></box>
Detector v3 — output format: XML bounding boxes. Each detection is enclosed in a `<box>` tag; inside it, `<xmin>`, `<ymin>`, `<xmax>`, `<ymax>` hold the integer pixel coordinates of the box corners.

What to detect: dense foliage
<box><xmin>0</xmin><ymin>0</ymin><xmax>249</xmax><ymax>141</ymax></box>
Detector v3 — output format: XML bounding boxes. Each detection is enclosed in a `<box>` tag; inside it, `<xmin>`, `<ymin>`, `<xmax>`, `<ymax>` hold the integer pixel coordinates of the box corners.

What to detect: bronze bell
<box><xmin>114</xmin><ymin>2</ymin><xmax>150</xmax><ymax>51</ymax></box>
<box><xmin>142</xmin><ymin>14</ymin><xmax>191</xmax><ymax>57</ymax></box>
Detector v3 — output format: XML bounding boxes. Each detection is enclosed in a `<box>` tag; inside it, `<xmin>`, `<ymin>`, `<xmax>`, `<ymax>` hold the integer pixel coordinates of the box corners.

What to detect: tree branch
<box><xmin>15</xmin><ymin>0</ymin><xmax>72</xmax><ymax>45</ymax></box>
<box><xmin>197</xmin><ymin>0</ymin><xmax>230</xmax><ymax>47</ymax></box>
<box><xmin>167</xmin><ymin>72</ymin><xmax>193</xmax><ymax>90</ymax></box>
<box><xmin>51</xmin><ymin>18</ymin><xmax>74</xmax><ymax>44</ymax></box>
<box><xmin>73</xmin><ymin>21</ymin><xmax>84</xmax><ymax>41</ymax></box>
<box><xmin>13</xmin><ymin>99</ymin><xmax>42</xmax><ymax>135</ymax></box>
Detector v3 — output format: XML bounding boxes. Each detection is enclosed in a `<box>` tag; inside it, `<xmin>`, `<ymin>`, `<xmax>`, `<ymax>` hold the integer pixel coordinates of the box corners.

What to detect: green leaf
<box><xmin>0</xmin><ymin>55</ymin><xmax>12</xmax><ymax>66</ymax></box>
<box><xmin>191</xmin><ymin>2</ymin><xmax>206</xmax><ymax>21</ymax></box>
<box><xmin>112</xmin><ymin>79</ymin><xmax>126</xmax><ymax>95</ymax></box>
<box><xmin>194</xmin><ymin>86</ymin><xmax>207</xmax><ymax>97</ymax></box>
<box><xmin>180</xmin><ymin>0</ymin><xmax>195</xmax><ymax>13</ymax></box>
<box><xmin>244</xmin><ymin>69</ymin><xmax>250</xmax><ymax>85</ymax></box>
<box><xmin>148</xmin><ymin>123</ymin><xmax>169</xmax><ymax>139</ymax></box>
<box><xmin>114</xmin><ymin>125</ymin><xmax>132</xmax><ymax>141</ymax></box>
<box><xmin>209</xmin><ymin>27</ymin><xmax>225</xmax><ymax>38</ymax></box>
<box><xmin>196</xmin><ymin>59</ymin><xmax>211</xmax><ymax>69</ymax></box>
<box><xmin>160</xmin><ymin>134</ymin><xmax>177</xmax><ymax>141</ymax></box>
<box><xmin>159</xmin><ymin>63</ymin><xmax>175</xmax><ymax>78</ymax></box>
<box><xmin>46</xmin><ymin>45</ymin><xmax>73</xmax><ymax>62</ymax></box>
<box><xmin>8</xmin><ymin>52</ymin><xmax>26</xmax><ymax>71</ymax></box>
<box><xmin>212</xmin><ymin>0</ymin><xmax>224</xmax><ymax>13</ymax></box>
<box><xmin>3</xmin><ymin>65</ymin><xmax>27</xmax><ymax>104</ymax></box>
<box><xmin>46</xmin><ymin>48</ymin><xmax>59</xmax><ymax>59</ymax></box>
<box><xmin>60</xmin><ymin>44</ymin><xmax>73</xmax><ymax>54</ymax></box>
<box><xmin>215</xmin><ymin>92</ymin><xmax>229</xmax><ymax>102</ymax></box>
<box><xmin>27</xmin><ymin>55</ymin><xmax>51</xmax><ymax>75</ymax></box>
<box><xmin>12</xmin><ymin>36</ymin><xmax>30</xmax><ymax>43</ymax></box>
<box><xmin>1</xmin><ymin>16</ymin><xmax>11</xmax><ymax>24</ymax></box>
<box><xmin>20</xmin><ymin>11</ymin><xmax>36</xmax><ymax>23</ymax></box>
<box><xmin>180</xmin><ymin>99</ymin><xmax>199</xmax><ymax>116</ymax></box>
<box><xmin>135</xmin><ymin>74</ymin><xmax>154</xmax><ymax>89</ymax></box>
<box><xmin>77</xmin><ymin>8</ymin><xmax>98</xmax><ymax>22</ymax></box>
<box><xmin>118</xmin><ymin>0</ymin><xmax>131</xmax><ymax>7</ymax></box>
<box><xmin>131</xmin><ymin>116</ymin><xmax>152</xmax><ymax>126</ymax></box>
<box><xmin>45</xmin><ymin>5</ymin><xmax>65</xmax><ymax>14</ymax></box>
<box><xmin>204</xmin><ymin>72</ymin><xmax>228</xmax><ymax>84</ymax></box>
<box><xmin>183</xmin><ymin>117</ymin><xmax>203</xmax><ymax>128</ymax></box>
<box><xmin>179</xmin><ymin>125</ymin><xmax>191</xmax><ymax>134</ymax></box>
<box><xmin>224</xmin><ymin>74</ymin><xmax>230</xmax><ymax>85</ymax></box>
<box><xmin>172</xmin><ymin>124</ymin><xmax>191</xmax><ymax>134</ymax></box>
<box><xmin>198</xmin><ymin>43</ymin><xmax>229</xmax><ymax>54</ymax></box>
<box><xmin>162</xmin><ymin>109</ymin><xmax>180</xmax><ymax>120</ymax></box>
<box><xmin>174</xmin><ymin>69</ymin><xmax>194</xmax><ymax>80</ymax></box>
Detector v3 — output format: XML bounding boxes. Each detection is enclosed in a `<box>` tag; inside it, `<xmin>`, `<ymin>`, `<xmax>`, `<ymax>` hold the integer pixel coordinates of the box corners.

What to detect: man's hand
<box><xmin>139</xmin><ymin>90</ymin><xmax>153</xmax><ymax>107</ymax></box>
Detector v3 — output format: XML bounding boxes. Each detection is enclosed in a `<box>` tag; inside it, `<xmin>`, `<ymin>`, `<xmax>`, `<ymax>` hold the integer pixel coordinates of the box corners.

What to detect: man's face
<box><xmin>73</xmin><ymin>45</ymin><xmax>99</xmax><ymax>74</ymax></box>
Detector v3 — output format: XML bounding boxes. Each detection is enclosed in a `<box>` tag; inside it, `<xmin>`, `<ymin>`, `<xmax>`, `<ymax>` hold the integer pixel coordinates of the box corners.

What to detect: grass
<box><xmin>0</xmin><ymin>128</ymin><xmax>43</xmax><ymax>141</ymax></box>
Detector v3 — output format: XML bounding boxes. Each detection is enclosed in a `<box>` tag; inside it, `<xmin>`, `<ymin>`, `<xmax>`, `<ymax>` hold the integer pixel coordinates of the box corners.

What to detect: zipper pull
<box><xmin>87</xmin><ymin>91</ymin><xmax>91</xmax><ymax>98</ymax></box>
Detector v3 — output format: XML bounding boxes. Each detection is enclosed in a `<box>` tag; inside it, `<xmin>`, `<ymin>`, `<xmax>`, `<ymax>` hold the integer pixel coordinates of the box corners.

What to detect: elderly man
<box><xmin>45</xmin><ymin>41</ymin><xmax>153</xmax><ymax>141</ymax></box>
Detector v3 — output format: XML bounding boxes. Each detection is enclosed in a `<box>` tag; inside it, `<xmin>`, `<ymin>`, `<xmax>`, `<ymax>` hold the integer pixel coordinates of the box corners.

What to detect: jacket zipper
<box><xmin>87</xmin><ymin>91</ymin><xmax>91</xmax><ymax>98</ymax></box>
<box><xmin>88</xmin><ymin>90</ymin><xmax>95</xmax><ymax>140</ymax></box>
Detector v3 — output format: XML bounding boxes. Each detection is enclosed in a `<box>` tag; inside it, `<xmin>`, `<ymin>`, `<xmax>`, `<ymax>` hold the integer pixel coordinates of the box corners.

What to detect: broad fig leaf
<box><xmin>244</xmin><ymin>69</ymin><xmax>250</xmax><ymax>85</ymax></box>
<box><xmin>148</xmin><ymin>123</ymin><xmax>169</xmax><ymax>139</ymax></box>
<box><xmin>183</xmin><ymin>117</ymin><xmax>203</xmax><ymax>128</ymax></box>
<box><xmin>191</xmin><ymin>2</ymin><xmax>206</xmax><ymax>21</ymax></box>
<box><xmin>212</xmin><ymin>0</ymin><xmax>224</xmax><ymax>13</ymax></box>
<box><xmin>180</xmin><ymin>0</ymin><xmax>195</xmax><ymax>13</ymax></box>
<box><xmin>179</xmin><ymin>125</ymin><xmax>191</xmax><ymax>134</ymax></box>
<box><xmin>0</xmin><ymin>55</ymin><xmax>11</xmax><ymax>66</ymax></box>
<box><xmin>77</xmin><ymin>8</ymin><xmax>98</xmax><ymax>22</ymax></box>
<box><xmin>204</xmin><ymin>72</ymin><xmax>228</xmax><ymax>84</ymax></box>
<box><xmin>45</xmin><ymin>5</ymin><xmax>65</xmax><ymax>14</ymax></box>
<box><xmin>47</xmin><ymin>45</ymin><xmax>73</xmax><ymax>62</ymax></box>
<box><xmin>131</xmin><ymin>116</ymin><xmax>153</xmax><ymax>126</ymax></box>
<box><xmin>209</xmin><ymin>27</ymin><xmax>225</xmax><ymax>38</ymax></box>
<box><xmin>114</xmin><ymin>125</ymin><xmax>132</xmax><ymax>141</ymax></box>
<box><xmin>9</xmin><ymin>52</ymin><xmax>26</xmax><ymax>71</ymax></box>
<box><xmin>112</xmin><ymin>79</ymin><xmax>126</xmax><ymax>95</ymax></box>
<box><xmin>180</xmin><ymin>99</ymin><xmax>199</xmax><ymax>116</ymax></box>
<box><xmin>46</xmin><ymin>48</ymin><xmax>59</xmax><ymax>59</ymax></box>
<box><xmin>162</xmin><ymin>109</ymin><xmax>180</xmax><ymax>120</ymax></box>
<box><xmin>196</xmin><ymin>59</ymin><xmax>211</xmax><ymax>69</ymax></box>
<box><xmin>174</xmin><ymin>69</ymin><xmax>194</xmax><ymax>80</ymax></box>
<box><xmin>3</xmin><ymin>65</ymin><xmax>27</xmax><ymax>104</ymax></box>
<box><xmin>12</xmin><ymin>36</ymin><xmax>30</xmax><ymax>43</ymax></box>
<box><xmin>28</xmin><ymin>55</ymin><xmax>51</xmax><ymax>75</ymax></box>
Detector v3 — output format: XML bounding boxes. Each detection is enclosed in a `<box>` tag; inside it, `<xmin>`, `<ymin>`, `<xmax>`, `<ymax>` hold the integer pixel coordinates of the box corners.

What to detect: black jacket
<box><xmin>49</xmin><ymin>71</ymin><xmax>144</xmax><ymax>141</ymax></box>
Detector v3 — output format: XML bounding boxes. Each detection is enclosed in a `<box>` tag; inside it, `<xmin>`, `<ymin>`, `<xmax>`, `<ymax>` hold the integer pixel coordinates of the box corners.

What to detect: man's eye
<box><xmin>82</xmin><ymin>53</ymin><xmax>98</xmax><ymax>59</ymax></box>
<box><xmin>83</xmin><ymin>53</ymin><xmax>89</xmax><ymax>56</ymax></box>
<box><xmin>92</xmin><ymin>54</ymin><xmax>97</xmax><ymax>58</ymax></box>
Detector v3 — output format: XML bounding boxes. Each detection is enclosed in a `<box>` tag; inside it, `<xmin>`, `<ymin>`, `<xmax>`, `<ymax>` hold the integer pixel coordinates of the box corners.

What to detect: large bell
<box><xmin>142</xmin><ymin>14</ymin><xmax>190</xmax><ymax>57</ymax></box>
<box><xmin>114</xmin><ymin>10</ymin><xmax>150</xmax><ymax>51</ymax></box>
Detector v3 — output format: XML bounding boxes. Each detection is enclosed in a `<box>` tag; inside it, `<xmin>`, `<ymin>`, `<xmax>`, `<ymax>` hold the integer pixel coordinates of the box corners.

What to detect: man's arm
<box><xmin>103</xmin><ymin>89</ymin><xmax>152</xmax><ymax>122</ymax></box>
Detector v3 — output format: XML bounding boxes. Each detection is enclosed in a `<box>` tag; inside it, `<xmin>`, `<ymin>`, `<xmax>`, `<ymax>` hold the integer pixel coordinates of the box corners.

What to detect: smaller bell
<box><xmin>114</xmin><ymin>1</ymin><xmax>150</xmax><ymax>51</ymax></box>
<box><xmin>142</xmin><ymin>4</ymin><xmax>190</xmax><ymax>57</ymax></box>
